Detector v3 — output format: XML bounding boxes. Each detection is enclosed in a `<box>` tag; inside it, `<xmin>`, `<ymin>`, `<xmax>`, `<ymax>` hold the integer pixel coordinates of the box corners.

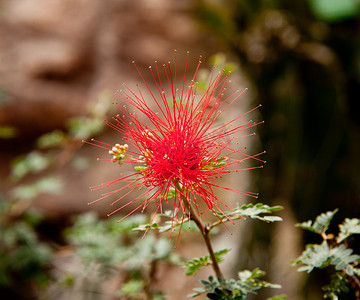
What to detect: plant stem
<box><xmin>188</xmin><ymin>204</ymin><xmax>225</xmax><ymax>280</ymax></box>
<box><xmin>144</xmin><ymin>258</ymin><xmax>158</xmax><ymax>300</ymax></box>
<box><xmin>174</xmin><ymin>181</ymin><xmax>224</xmax><ymax>280</ymax></box>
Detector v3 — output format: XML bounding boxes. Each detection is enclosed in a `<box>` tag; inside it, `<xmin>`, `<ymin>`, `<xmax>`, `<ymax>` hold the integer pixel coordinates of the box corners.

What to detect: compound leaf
<box><xmin>296</xmin><ymin>209</ymin><xmax>338</xmax><ymax>235</ymax></box>
<box><xmin>337</xmin><ymin>218</ymin><xmax>360</xmax><ymax>243</ymax></box>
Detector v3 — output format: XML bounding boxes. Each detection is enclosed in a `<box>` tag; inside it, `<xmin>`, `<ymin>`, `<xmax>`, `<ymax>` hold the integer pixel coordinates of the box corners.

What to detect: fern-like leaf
<box><xmin>184</xmin><ymin>249</ymin><xmax>230</xmax><ymax>276</ymax></box>
<box><xmin>337</xmin><ymin>218</ymin><xmax>360</xmax><ymax>243</ymax></box>
<box><xmin>292</xmin><ymin>241</ymin><xmax>330</xmax><ymax>273</ymax></box>
<box><xmin>215</xmin><ymin>203</ymin><xmax>283</xmax><ymax>223</ymax></box>
<box><xmin>296</xmin><ymin>209</ymin><xmax>338</xmax><ymax>235</ymax></box>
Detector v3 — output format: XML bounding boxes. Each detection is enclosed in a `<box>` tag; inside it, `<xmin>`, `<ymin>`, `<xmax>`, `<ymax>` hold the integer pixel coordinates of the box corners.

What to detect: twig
<box><xmin>188</xmin><ymin>204</ymin><xmax>224</xmax><ymax>280</ymax></box>
<box><xmin>174</xmin><ymin>181</ymin><xmax>224</xmax><ymax>280</ymax></box>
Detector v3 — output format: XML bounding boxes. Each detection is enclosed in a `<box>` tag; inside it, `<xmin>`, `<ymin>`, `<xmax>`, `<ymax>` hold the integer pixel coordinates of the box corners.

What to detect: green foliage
<box><xmin>209</xmin><ymin>53</ymin><xmax>237</xmax><ymax>74</ymax></box>
<box><xmin>67</xmin><ymin>91</ymin><xmax>111</xmax><ymax>140</ymax></box>
<box><xmin>293</xmin><ymin>210</ymin><xmax>360</xmax><ymax>299</ymax></box>
<box><xmin>322</xmin><ymin>272</ymin><xmax>349</xmax><ymax>300</ymax></box>
<box><xmin>11</xmin><ymin>176</ymin><xmax>63</xmax><ymax>200</ymax></box>
<box><xmin>196</xmin><ymin>53</ymin><xmax>237</xmax><ymax>93</ymax></box>
<box><xmin>293</xmin><ymin>241</ymin><xmax>330</xmax><ymax>273</ymax></box>
<box><xmin>134</xmin><ymin>203</ymin><xmax>283</xmax><ymax>235</ymax></box>
<box><xmin>10</xmin><ymin>151</ymin><xmax>51</xmax><ymax>182</ymax></box>
<box><xmin>117</xmin><ymin>279</ymin><xmax>145</xmax><ymax>298</ymax></box>
<box><xmin>189</xmin><ymin>269</ymin><xmax>281</xmax><ymax>299</ymax></box>
<box><xmin>267</xmin><ymin>295</ymin><xmax>287</xmax><ymax>300</ymax></box>
<box><xmin>66</xmin><ymin>212</ymin><xmax>176</xmax><ymax>268</ymax></box>
<box><xmin>67</xmin><ymin>117</ymin><xmax>105</xmax><ymax>140</ymax></box>
<box><xmin>0</xmin><ymin>199</ymin><xmax>53</xmax><ymax>288</ymax></box>
<box><xmin>337</xmin><ymin>218</ymin><xmax>360</xmax><ymax>243</ymax></box>
<box><xmin>0</xmin><ymin>93</ymin><xmax>120</xmax><ymax>298</ymax></box>
<box><xmin>296</xmin><ymin>209</ymin><xmax>338</xmax><ymax>235</ymax></box>
<box><xmin>36</xmin><ymin>130</ymin><xmax>65</xmax><ymax>149</ymax></box>
<box><xmin>215</xmin><ymin>203</ymin><xmax>283</xmax><ymax>224</ymax></box>
<box><xmin>185</xmin><ymin>249</ymin><xmax>230</xmax><ymax>276</ymax></box>
<box><xmin>204</xmin><ymin>157</ymin><xmax>229</xmax><ymax>170</ymax></box>
<box><xmin>0</xmin><ymin>125</ymin><xmax>17</xmax><ymax>138</ymax></box>
<box><xmin>308</xmin><ymin>0</ymin><xmax>360</xmax><ymax>22</ymax></box>
<box><xmin>131</xmin><ymin>209</ymin><xmax>199</xmax><ymax>233</ymax></box>
<box><xmin>65</xmin><ymin>212</ymin><xmax>180</xmax><ymax>299</ymax></box>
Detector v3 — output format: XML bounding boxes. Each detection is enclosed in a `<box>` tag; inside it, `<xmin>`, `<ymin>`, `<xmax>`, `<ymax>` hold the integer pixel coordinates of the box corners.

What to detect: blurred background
<box><xmin>1</xmin><ymin>0</ymin><xmax>359</xmax><ymax>299</ymax></box>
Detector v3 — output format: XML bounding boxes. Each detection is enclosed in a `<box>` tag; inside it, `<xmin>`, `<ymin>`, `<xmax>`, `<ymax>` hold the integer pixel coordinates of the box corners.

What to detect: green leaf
<box><xmin>296</xmin><ymin>209</ymin><xmax>338</xmax><ymax>235</ymax></box>
<box><xmin>322</xmin><ymin>272</ymin><xmax>349</xmax><ymax>299</ymax></box>
<box><xmin>292</xmin><ymin>241</ymin><xmax>331</xmax><ymax>273</ymax></box>
<box><xmin>166</xmin><ymin>187</ymin><xmax>176</xmax><ymax>199</ymax></box>
<box><xmin>337</xmin><ymin>218</ymin><xmax>360</xmax><ymax>243</ymax></box>
<box><xmin>189</xmin><ymin>269</ymin><xmax>281</xmax><ymax>298</ymax></box>
<box><xmin>10</xmin><ymin>151</ymin><xmax>51</xmax><ymax>182</ymax></box>
<box><xmin>267</xmin><ymin>295</ymin><xmax>287</xmax><ymax>300</ymax></box>
<box><xmin>0</xmin><ymin>126</ymin><xmax>17</xmax><ymax>138</ymax></box>
<box><xmin>131</xmin><ymin>222</ymin><xmax>161</xmax><ymax>232</ymax></box>
<box><xmin>117</xmin><ymin>279</ymin><xmax>144</xmax><ymax>297</ymax></box>
<box><xmin>203</xmin><ymin>157</ymin><xmax>229</xmax><ymax>170</ymax></box>
<box><xmin>109</xmin><ymin>213</ymin><xmax>148</xmax><ymax>234</ymax></box>
<box><xmin>217</xmin><ymin>203</ymin><xmax>283</xmax><ymax>223</ymax></box>
<box><xmin>36</xmin><ymin>130</ymin><xmax>65</xmax><ymax>149</ymax></box>
<box><xmin>67</xmin><ymin>117</ymin><xmax>105</xmax><ymax>140</ymax></box>
<box><xmin>11</xmin><ymin>176</ymin><xmax>63</xmax><ymax>200</ymax></box>
<box><xmin>184</xmin><ymin>249</ymin><xmax>230</xmax><ymax>276</ymax></box>
<box><xmin>261</xmin><ymin>216</ymin><xmax>283</xmax><ymax>222</ymax></box>
<box><xmin>308</xmin><ymin>0</ymin><xmax>360</xmax><ymax>22</ymax></box>
<box><xmin>329</xmin><ymin>244</ymin><xmax>360</xmax><ymax>275</ymax></box>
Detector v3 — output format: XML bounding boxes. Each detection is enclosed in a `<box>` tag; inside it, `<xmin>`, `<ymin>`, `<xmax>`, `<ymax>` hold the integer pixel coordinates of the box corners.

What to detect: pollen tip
<box><xmin>132</xmin><ymin>60</ymin><xmax>135</xmax><ymax>64</ymax></box>
<box><xmin>264</xmin><ymin>161</ymin><xmax>267</xmax><ymax>163</ymax></box>
<box><xmin>96</xmin><ymin>158</ymin><xmax>100</xmax><ymax>161</ymax></box>
<box><xmin>174</xmin><ymin>49</ymin><xmax>177</xmax><ymax>52</ymax></box>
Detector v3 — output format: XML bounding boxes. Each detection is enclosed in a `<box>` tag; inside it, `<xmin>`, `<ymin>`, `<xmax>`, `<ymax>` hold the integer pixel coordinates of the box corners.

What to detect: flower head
<box><xmin>87</xmin><ymin>52</ymin><xmax>264</xmax><ymax>232</ymax></box>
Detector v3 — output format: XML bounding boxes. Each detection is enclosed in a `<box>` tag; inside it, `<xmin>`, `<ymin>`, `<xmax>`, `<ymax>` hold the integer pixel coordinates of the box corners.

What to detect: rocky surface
<box><xmin>0</xmin><ymin>0</ymin><xmax>217</xmax><ymax>136</ymax></box>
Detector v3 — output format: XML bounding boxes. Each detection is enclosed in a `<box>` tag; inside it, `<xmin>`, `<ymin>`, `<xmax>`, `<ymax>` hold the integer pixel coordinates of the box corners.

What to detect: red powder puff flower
<box><xmin>87</xmin><ymin>52</ymin><xmax>264</xmax><ymax>232</ymax></box>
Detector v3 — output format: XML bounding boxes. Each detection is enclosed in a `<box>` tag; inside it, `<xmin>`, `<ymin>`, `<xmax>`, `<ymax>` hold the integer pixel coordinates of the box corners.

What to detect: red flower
<box><xmin>87</xmin><ymin>52</ymin><xmax>264</xmax><ymax>232</ymax></box>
